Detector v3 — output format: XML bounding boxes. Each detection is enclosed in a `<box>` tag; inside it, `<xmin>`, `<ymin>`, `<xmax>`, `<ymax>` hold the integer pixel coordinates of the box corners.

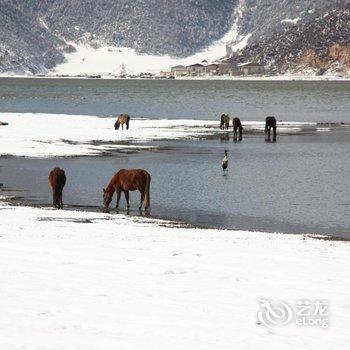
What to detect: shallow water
<box><xmin>1</xmin><ymin>130</ymin><xmax>349</xmax><ymax>238</ymax></box>
<box><xmin>1</xmin><ymin>78</ymin><xmax>350</xmax><ymax>122</ymax></box>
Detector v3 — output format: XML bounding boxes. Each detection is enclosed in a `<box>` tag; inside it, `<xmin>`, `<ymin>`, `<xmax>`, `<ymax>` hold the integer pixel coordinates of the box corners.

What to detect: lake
<box><xmin>1</xmin><ymin>77</ymin><xmax>350</xmax><ymax>122</ymax></box>
<box><xmin>0</xmin><ymin>78</ymin><xmax>349</xmax><ymax>238</ymax></box>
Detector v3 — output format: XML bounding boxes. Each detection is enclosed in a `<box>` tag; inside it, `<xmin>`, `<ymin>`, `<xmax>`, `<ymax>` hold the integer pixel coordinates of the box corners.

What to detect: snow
<box><xmin>281</xmin><ymin>18</ymin><xmax>301</xmax><ymax>25</ymax></box>
<box><xmin>0</xmin><ymin>202</ymin><xmax>349</xmax><ymax>349</ymax></box>
<box><xmin>53</xmin><ymin>35</ymin><xmax>246</xmax><ymax>76</ymax></box>
<box><xmin>0</xmin><ymin>113</ymin><xmax>323</xmax><ymax>158</ymax></box>
<box><xmin>231</xmin><ymin>33</ymin><xmax>252</xmax><ymax>51</ymax></box>
<box><xmin>0</xmin><ymin>113</ymin><xmax>218</xmax><ymax>157</ymax></box>
<box><xmin>53</xmin><ymin>0</ymin><xmax>250</xmax><ymax>77</ymax></box>
<box><xmin>38</xmin><ymin>18</ymin><xmax>50</xmax><ymax>31</ymax></box>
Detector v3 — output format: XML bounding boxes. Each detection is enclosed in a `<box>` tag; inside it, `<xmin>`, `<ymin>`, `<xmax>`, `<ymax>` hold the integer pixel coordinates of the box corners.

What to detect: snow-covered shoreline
<box><xmin>1</xmin><ymin>110</ymin><xmax>349</xmax><ymax>347</ymax></box>
<box><xmin>0</xmin><ymin>113</ymin><xmax>218</xmax><ymax>157</ymax></box>
<box><xmin>0</xmin><ymin>113</ymin><xmax>343</xmax><ymax>158</ymax></box>
<box><xmin>0</xmin><ymin>202</ymin><xmax>349</xmax><ymax>349</ymax></box>
<box><xmin>1</xmin><ymin>112</ymin><xmax>349</xmax><ymax>348</ymax></box>
<box><xmin>1</xmin><ymin>74</ymin><xmax>350</xmax><ymax>81</ymax></box>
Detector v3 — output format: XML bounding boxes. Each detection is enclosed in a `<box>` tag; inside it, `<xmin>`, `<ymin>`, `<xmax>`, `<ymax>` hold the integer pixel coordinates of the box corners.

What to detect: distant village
<box><xmin>158</xmin><ymin>54</ymin><xmax>277</xmax><ymax>79</ymax></box>
<box><xmin>49</xmin><ymin>53</ymin><xmax>277</xmax><ymax>79</ymax></box>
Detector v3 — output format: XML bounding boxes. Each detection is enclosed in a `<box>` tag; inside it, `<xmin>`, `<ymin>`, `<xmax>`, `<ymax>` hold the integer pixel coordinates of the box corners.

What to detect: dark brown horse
<box><xmin>220</xmin><ymin>114</ymin><xmax>230</xmax><ymax>130</ymax></box>
<box><xmin>103</xmin><ymin>169</ymin><xmax>151</xmax><ymax>210</ymax></box>
<box><xmin>232</xmin><ymin>117</ymin><xmax>243</xmax><ymax>141</ymax></box>
<box><xmin>114</xmin><ymin>114</ymin><xmax>130</xmax><ymax>130</ymax></box>
<box><xmin>48</xmin><ymin>167</ymin><xmax>66</xmax><ymax>209</ymax></box>
<box><xmin>265</xmin><ymin>116</ymin><xmax>277</xmax><ymax>142</ymax></box>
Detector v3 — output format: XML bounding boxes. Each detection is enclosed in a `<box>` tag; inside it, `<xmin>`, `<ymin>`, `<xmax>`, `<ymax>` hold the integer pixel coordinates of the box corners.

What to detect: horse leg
<box><xmin>116</xmin><ymin>189</ymin><xmax>121</xmax><ymax>209</ymax></box>
<box><xmin>139</xmin><ymin>191</ymin><xmax>144</xmax><ymax>210</ymax></box>
<box><xmin>58</xmin><ymin>189</ymin><xmax>63</xmax><ymax>209</ymax></box>
<box><xmin>273</xmin><ymin>126</ymin><xmax>277</xmax><ymax>142</ymax></box>
<box><xmin>265</xmin><ymin>126</ymin><xmax>271</xmax><ymax>142</ymax></box>
<box><xmin>239</xmin><ymin>127</ymin><xmax>243</xmax><ymax>141</ymax></box>
<box><xmin>52</xmin><ymin>189</ymin><xmax>59</xmax><ymax>209</ymax></box>
<box><xmin>233</xmin><ymin>126</ymin><xmax>237</xmax><ymax>141</ymax></box>
<box><xmin>124</xmin><ymin>191</ymin><xmax>130</xmax><ymax>209</ymax></box>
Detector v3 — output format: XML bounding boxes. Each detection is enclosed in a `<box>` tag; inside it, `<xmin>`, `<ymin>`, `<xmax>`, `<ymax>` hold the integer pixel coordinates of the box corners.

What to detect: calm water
<box><xmin>1</xmin><ymin>77</ymin><xmax>350</xmax><ymax>122</ymax></box>
<box><xmin>0</xmin><ymin>78</ymin><xmax>349</xmax><ymax>238</ymax></box>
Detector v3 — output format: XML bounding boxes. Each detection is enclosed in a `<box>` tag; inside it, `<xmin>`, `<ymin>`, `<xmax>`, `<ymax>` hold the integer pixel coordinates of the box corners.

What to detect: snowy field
<box><xmin>0</xmin><ymin>113</ymin><xmax>323</xmax><ymax>158</ymax></box>
<box><xmin>0</xmin><ymin>203</ymin><xmax>349</xmax><ymax>349</ymax></box>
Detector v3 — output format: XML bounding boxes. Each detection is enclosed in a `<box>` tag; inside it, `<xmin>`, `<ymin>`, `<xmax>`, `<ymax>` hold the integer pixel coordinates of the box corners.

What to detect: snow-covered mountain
<box><xmin>238</xmin><ymin>1</ymin><xmax>350</xmax><ymax>76</ymax></box>
<box><xmin>0</xmin><ymin>0</ymin><xmax>238</xmax><ymax>74</ymax></box>
<box><xmin>0</xmin><ymin>0</ymin><xmax>349</xmax><ymax>75</ymax></box>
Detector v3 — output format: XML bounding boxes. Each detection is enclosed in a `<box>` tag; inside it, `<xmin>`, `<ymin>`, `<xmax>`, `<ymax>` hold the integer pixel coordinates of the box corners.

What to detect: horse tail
<box><xmin>143</xmin><ymin>172</ymin><xmax>151</xmax><ymax>210</ymax></box>
<box><xmin>126</xmin><ymin>115</ymin><xmax>130</xmax><ymax>130</ymax></box>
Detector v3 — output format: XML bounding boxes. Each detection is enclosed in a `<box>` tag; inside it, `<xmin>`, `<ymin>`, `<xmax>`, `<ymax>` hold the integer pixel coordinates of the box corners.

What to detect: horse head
<box><xmin>103</xmin><ymin>188</ymin><xmax>113</xmax><ymax>208</ymax></box>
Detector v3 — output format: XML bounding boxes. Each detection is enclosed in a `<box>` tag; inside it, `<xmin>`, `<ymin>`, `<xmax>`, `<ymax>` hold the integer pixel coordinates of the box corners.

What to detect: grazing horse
<box><xmin>48</xmin><ymin>167</ymin><xmax>66</xmax><ymax>209</ymax></box>
<box><xmin>220</xmin><ymin>114</ymin><xmax>230</xmax><ymax>130</ymax></box>
<box><xmin>103</xmin><ymin>169</ymin><xmax>151</xmax><ymax>210</ymax></box>
<box><xmin>232</xmin><ymin>117</ymin><xmax>243</xmax><ymax>141</ymax></box>
<box><xmin>265</xmin><ymin>116</ymin><xmax>277</xmax><ymax>142</ymax></box>
<box><xmin>114</xmin><ymin>114</ymin><xmax>130</xmax><ymax>130</ymax></box>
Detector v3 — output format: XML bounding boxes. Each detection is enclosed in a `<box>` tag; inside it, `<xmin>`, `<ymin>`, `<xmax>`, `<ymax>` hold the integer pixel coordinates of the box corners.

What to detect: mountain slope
<box><xmin>0</xmin><ymin>1</ymin><xmax>71</xmax><ymax>73</ymax></box>
<box><xmin>0</xmin><ymin>0</ymin><xmax>238</xmax><ymax>73</ymax></box>
<box><xmin>0</xmin><ymin>0</ymin><xmax>349</xmax><ymax>75</ymax></box>
<box><xmin>238</xmin><ymin>3</ymin><xmax>350</xmax><ymax>75</ymax></box>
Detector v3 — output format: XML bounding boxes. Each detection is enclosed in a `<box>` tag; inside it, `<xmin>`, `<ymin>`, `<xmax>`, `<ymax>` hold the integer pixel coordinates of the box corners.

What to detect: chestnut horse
<box><xmin>48</xmin><ymin>167</ymin><xmax>66</xmax><ymax>209</ymax></box>
<box><xmin>103</xmin><ymin>169</ymin><xmax>151</xmax><ymax>210</ymax></box>
<box><xmin>265</xmin><ymin>116</ymin><xmax>277</xmax><ymax>142</ymax></box>
<box><xmin>232</xmin><ymin>117</ymin><xmax>243</xmax><ymax>141</ymax></box>
<box><xmin>114</xmin><ymin>114</ymin><xmax>130</xmax><ymax>130</ymax></box>
<box><xmin>220</xmin><ymin>114</ymin><xmax>230</xmax><ymax>130</ymax></box>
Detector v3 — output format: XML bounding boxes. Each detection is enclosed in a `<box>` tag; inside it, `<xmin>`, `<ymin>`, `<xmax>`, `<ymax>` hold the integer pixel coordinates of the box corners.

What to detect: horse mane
<box><xmin>104</xmin><ymin>178</ymin><xmax>116</xmax><ymax>195</ymax></box>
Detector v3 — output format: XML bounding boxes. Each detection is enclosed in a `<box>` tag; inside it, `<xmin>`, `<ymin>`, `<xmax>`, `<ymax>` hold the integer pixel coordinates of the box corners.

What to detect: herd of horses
<box><xmin>220</xmin><ymin>114</ymin><xmax>277</xmax><ymax>142</ymax></box>
<box><xmin>49</xmin><ymin>113</ymin><xmax>278</xmax><ymax>210</ymax></box>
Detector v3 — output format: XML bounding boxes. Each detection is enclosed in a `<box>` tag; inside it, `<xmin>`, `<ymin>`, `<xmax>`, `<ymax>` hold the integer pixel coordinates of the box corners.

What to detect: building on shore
<box><xmin>186</xmin><ymin>63</ymin><xmax>205</xmax><ymax>76</ymax></box>
<box><xmin>216</xmin><ymin>56</ymin><xmax>240</xmax><ymax>75</ymax></box>
<box><xmin>163</xmin><ymin>57</ymin><xmax>267</xmax><ymax>78</ymax></box>
<box><xmin>171</xmin><ymin>65</ymin><xmax>188</xmax><ymax>77</ymax></box>
<box><xmin>159</xmin><ymin>70</ymin><xmax>173</xmax><ymax>78</ymax></box>
<box><xmin>236</xmin><ymin>62</ymin><xmax>266</xmax><ymax>75</ymax></box>
<box><xmin>205</xmin><ymin>64</ymin><xmax>219</xmax><ymax>75</ymax></box>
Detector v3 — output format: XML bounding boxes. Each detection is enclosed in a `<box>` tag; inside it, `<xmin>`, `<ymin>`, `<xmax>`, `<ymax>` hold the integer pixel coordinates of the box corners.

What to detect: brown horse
<box><xmin>232</xmin><ymin>117</ymin><xmax>243</xmax><ymax>141</ymax></box>
<box><xmin>103</xmin><ymin>169</ymin><xmax>151</xmax><ymax>210</ymax></box>
<box><xmin>114</xmin><ymin>114</ymin><xmax>130</xmax><ymax>130</ymax></box>
<box><xmin>220</xmin><ymin>114</ymin><xmax>230</xmax><ymax>130</ymax></box>
<box><xmin>48</xmin><ymin>167</ymin><xmax>66</xmax><ymax>209</ymax></box>
<box><xmin>265</xmin><ymin>116</ymin><xmax>277</xmax><ymax>142</ymax></box>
